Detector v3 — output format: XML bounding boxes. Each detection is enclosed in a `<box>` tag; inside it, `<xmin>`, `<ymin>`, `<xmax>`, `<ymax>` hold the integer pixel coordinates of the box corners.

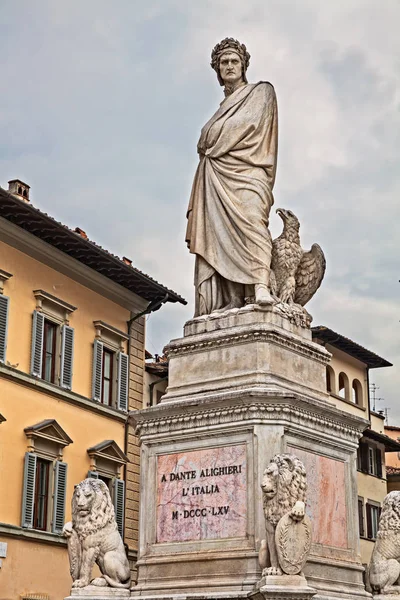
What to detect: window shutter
<box><xmin>0</xmin><ymin>295</ymin><xmax>10</xmax><ymax>363</ymax></box>
<box><xmin>87</xmin><ymin>470</ymin><xmax>99</xmax><ymax>479</ymax></box>
<box><xmin>360</xmin><ymin>442</ymin><xmax>369</xmax><ymax>474</ymax></box>
<box><xmin>376</xmin><ymin>448</ymin><xmax>383</xmax><ymax>479</ymax></box>
<box><xmin>91</xmin><ymin>340</ymin><xmax>103</xmax><ymax>401</ymax></box>
<box><xmin>358</xmin><ymin>499</ymin><xmax>364</xmax><ymax>537</ymax></box>
<box><xmin>113</xmin><ymin>478</ymin><xmax>125</xmax><ymax>538</ymax></box>
<box><xmin>117</xmin><ymin>352</ymin><xmax>129</xmax><ymax>412</ymax></box>
<box><xmin>21</xmin><ymin>453</ymin><xmax>37</xmax><ymax>528</ymax></box>
<box><xmin>30</xmin><ymin>311</ymin><xmax>45</xmax><ymax>377</ymax></box>
<box><xmin>366</xmin><ymin>503</ymin><xmax>372</xmax><ymax>539</ymax></box>
<box><xmin>60</xmin><ymin>325</ymin><xmax>74</xmax><ymax>390</ymax></box>
<box><xmin>52</xmin><ymin>461</ymin><xmax>67</xmax><ymax>534</ymax></box>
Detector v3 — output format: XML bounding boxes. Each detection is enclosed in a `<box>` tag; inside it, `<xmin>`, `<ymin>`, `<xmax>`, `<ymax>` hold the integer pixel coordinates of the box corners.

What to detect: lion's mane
<box><xmin>376</xmin><ymin>491</ymin><xmax>400</xmax><ymax>539</ymax></box>
<box><xmin>263</xmin><ymin>454</ymin><xmax>307</xmax><ymax>527</ymax></box>
<box><xmin>72</xmin><ymin>479</ymin><xmax>116</xmax><ymax>539</ymax></box>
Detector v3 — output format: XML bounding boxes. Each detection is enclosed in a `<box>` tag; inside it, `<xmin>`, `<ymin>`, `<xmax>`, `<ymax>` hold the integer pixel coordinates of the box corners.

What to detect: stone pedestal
<box><xmin>65</xmin><ymin>587</ymin><xmax>130</xmax><ymax>600</ymax></box>
<box><xmin>251</xmin><ymin>575</ymin><xmax>317</xmax><ymax>600</ymax></box>
<box><xmin>131</xmin><ymin>305</ymin><xmax>370</xmax><ymax>600</ymax></box>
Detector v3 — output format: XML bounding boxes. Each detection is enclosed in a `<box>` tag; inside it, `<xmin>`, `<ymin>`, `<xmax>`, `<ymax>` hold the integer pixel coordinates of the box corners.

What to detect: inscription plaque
<box><xmin>157</xmin><ymin>444</ymin><xmax>247</xmax><ymax>543</ymax></box>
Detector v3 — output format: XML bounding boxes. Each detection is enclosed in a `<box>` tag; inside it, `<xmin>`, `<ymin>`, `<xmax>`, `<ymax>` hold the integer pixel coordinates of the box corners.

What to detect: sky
<box><xmin>0</xmin><ymin>1</ymin><xmax>399</xmax><ymax>420</ymax></box>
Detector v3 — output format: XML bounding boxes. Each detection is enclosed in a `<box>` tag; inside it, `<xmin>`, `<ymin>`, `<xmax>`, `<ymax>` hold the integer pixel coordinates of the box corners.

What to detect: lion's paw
<box><xmin>72</xmin><ymin>579</ymin><xmax>90</xmax><ymax>588</ymax></box>
<box><xmin>262</xmin><ymin>566</ymin><xmax>282</xmax><ymax>577</ymax></box>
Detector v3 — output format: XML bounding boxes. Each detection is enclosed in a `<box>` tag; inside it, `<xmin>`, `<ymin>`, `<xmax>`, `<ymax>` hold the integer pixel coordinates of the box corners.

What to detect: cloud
<box><xmin>0</xmin><ymin>0</ymin><xmax>399</xmax><ymax>420</ymax></box>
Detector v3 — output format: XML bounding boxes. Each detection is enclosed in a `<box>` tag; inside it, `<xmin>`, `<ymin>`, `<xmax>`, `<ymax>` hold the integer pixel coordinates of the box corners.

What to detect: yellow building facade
<box><xmin>0</xmin><ymin>181</ymin><xmax>185</xmax><ymax>599</ymax></box>
<box><xmin>312</xmin><ymin>326</ymin><xmax>400</xmax><ymax>565</ymax></box>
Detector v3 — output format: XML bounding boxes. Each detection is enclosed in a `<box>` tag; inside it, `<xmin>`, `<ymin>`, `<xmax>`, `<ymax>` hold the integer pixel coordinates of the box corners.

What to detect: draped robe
<box><xmin>186</xmin><ymin>82</ymin><xmax>278</xmax><ymax>316</ymax></box>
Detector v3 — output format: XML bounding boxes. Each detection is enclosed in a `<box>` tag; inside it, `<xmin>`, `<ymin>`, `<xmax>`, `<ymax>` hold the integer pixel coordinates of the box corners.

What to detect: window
<box><xmin>22</xmin><ymin>453</ymin><xmax>68</xmax><ymax>533</ymax></box>
<box><xmin>101</xmin><ymin>348</ymin><xmax>114</xmax><ymax>406</ymax></box>
<box><xmin>326</xmin><ymin>365</ymin><xmax>335</xmax><ymax>394</ymax></box>
<box><xmin>358</xmin><ymin>498</ymin><xmax>365</xmax><ymax>537</ymax></box>
<box><xmin>33</xmin><ymin>458</ymin><xmax>50</xmax><ymax>530</ymax></box>
<box><xmin>366</xmin><ymin>502</ymin><xmax>381</xmax><ymax>539</ymax></box>
<box><xmin>338</xmin><ymin>372</ymin><xmax>350</xmax><ymax>400</ymax></box>
<box><xmin>352</xmin><ymin>379</ymin><xmax>363</xmax><ymax>406</ymax></box>
<box><xmin>91</xmin><ymin>322</ymin><xmax>129</xmax><ymax>411</ymax></box>
<box><xmin>358</xmin><ymin>440</ymin><xmax>383</xmax><ymax>478</ymax></box>
<box><xmin>42</xmin><ymin>320</ymin><xmax>57</xmax><ymax>383</ymax></box>
<box><xmin>22</xmin><ymin>420</ymin><xmax>72</xmax><ymax>533</ymax></box>
<box><xmin>30</xmin><ymin>290</ymin><xmax>76</xmax><ymax>389</ymax></box>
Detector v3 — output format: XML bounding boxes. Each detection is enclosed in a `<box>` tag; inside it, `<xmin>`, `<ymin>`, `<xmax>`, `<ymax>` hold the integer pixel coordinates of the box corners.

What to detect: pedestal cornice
<box><xmin>131</xmin><ymin>391</ymin><xmax>368</xmax><ymax>445</ymax></box>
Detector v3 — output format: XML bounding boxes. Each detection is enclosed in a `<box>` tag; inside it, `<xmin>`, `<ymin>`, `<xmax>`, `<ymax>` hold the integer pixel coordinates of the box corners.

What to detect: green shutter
<box><xmin>30</xmin><ymin>311</ymin><xmax>44</xmax><ymax>377</ymax></box>
<box><xmin>21</xmin><ymin>453</ymin><xmax>37</xmax><ymax>528</ymax></box>
<box><xmin>91</xmin><ymin>340</ymin><xmax>103</xmax><ymax>401</ymax></box>
<box><xmin>60</xmin><ymin>325</ymin><xmax>74</xmax><ymax>389</ymax></box>
<box><xmin>117</xmin><ymin>352</ymin><xmax>129</xmax><ymax>411</ymax></box>
<box><xmin>52</xmin><ymin>461</ymin><xmax>67</xmax><ymax>534</ymax></box>
<box><xmin>113</xmin><ymin>478</ymin><xmax>125</xmax><ymax>538</ymax></box>
<box><xmin>87</xmin><ymin>470</ymin><xmax>99</xmax><ymax>479</ymax></box>
<box><xmin>0</xmin><ymin>295</ymin><xmax>10</xmax><ymax>363</ymax></box>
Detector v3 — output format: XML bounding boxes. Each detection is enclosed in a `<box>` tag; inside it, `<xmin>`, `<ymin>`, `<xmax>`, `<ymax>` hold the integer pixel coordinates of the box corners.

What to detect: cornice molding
<box><xmin>0</xmin><ymin>217</ymin><xmax>147</xmax><ymax>313</ymax></box>
<box><xmin>0</xmin><ymin>363</ymin><xmax>127</xmax><ymax>422</ymax></box>
<box><xmin>0</xmin><ymin>522</ymin><xmax>67</xmax><ymax>546</ymax></box>
<box><xmin>165</xmin><ymin>328</ymin><xmax>330</xmax><ymax>366</ymax></box>
<box><xmin>133</xmin><ymin>395</ymin><xmax>366</xmax><ymax>444</ymax></box>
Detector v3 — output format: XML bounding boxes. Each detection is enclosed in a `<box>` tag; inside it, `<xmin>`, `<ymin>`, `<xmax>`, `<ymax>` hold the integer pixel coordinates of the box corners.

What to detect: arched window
<box><xmin>338</xmin><ymin>372</ymin><xmax>350</xmax><ymax>400</ymax></box>
<box><xmin>352</xmin><ymin>379</ymin><xmax>363</xmax><ymax>406</ymax></box>
<box><xmin>326</xmin><ymin>365</ymin><xmax>335</xmax><ymax>393</ymax></box>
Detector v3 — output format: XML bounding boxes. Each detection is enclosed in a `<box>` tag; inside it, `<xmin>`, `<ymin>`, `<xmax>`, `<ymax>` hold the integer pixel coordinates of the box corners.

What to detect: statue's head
<box><xmin>211</xmin><ymin>37</ymin><xmax>250</xmax><ymax>87</ymax></box>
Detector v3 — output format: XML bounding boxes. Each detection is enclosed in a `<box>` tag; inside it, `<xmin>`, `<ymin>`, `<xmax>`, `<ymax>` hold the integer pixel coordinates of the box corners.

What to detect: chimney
<box><xmin>8</xmin><ymin>179</ymin><xmax>30</xmax><ymax>202</ymax></box>
<box><xmin>122</xmin><ymin>256</ymin><xmax>132</xmax><ymax>266</ymax></box>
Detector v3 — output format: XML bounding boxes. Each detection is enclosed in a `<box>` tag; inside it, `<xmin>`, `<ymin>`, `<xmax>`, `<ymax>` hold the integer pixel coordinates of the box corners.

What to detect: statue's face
<box><xmin>219</xmin><ymin>51</ymin><xmax>243</xmax><ymax>86</ymax></box>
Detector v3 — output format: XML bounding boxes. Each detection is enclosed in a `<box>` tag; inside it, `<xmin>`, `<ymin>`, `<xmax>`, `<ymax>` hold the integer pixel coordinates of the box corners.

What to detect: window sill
<box><xmin>0</xmin><ymin>522</ymin><xmax>67</xmax><ymax>546</ymax></box>
<box><xmin>329</xmin><ymin>393</ymin><xmax>366</xmax><ymax>411</ymax></box>
<box><xmin>0</xmin><ymin>363</ymin><xmax>127</xmax><ymax>422</ymax></box>
<box><xmin>360</xmin><ymin>535</ymin><xmax>376</xmax><ymax>542</ymax></box>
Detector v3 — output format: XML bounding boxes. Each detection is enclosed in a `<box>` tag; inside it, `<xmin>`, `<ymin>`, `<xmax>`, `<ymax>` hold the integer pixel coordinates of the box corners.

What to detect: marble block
<box><xmin>250</xmin><ymin>575</ymin><xmax>317</xmax><ymax>600</ymax></box>
<box><xmin>163</xmin><ymin>305</ymin><xmax>332</xmax><ymax>404</ymax></box>
<box><xmin>64</xmin><ymin>586</ymin><xmax>130</xmax><ymax>600</ymax></box>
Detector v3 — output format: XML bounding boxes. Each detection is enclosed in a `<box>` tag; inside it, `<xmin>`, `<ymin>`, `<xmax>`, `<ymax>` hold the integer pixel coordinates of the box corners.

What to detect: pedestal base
<box><xmin>250</xmin><ymin>575</ymin><xmax>317</xmax><ymax>599</ymax></box>
<box><xmin>64</xmin><ymin>586</ymin><xmax>130</xmax><ymax>600</ymax></box>
<box><xmin>131</xmin><ymin>306</ymin><xmax>371</xmax><ymax>600</ymax></box>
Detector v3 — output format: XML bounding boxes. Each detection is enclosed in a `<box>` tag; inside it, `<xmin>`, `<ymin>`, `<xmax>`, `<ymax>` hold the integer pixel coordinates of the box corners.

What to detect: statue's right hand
<box><xmin>63</xmin><ymin>521</ymin><xmax>73</xmax><ymax>537</ymax></box>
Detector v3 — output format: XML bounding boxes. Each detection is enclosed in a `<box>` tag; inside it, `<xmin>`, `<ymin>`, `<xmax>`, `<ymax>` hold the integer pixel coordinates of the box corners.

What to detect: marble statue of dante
<box><xmin>186</xmin><ymin>38</ymin><xmax>278</xmax><ymax>317</ymax></box>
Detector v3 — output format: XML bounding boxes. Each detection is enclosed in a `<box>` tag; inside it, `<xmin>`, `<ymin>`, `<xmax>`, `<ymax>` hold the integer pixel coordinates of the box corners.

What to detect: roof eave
<box><xmin>0</xmin><ymin>187</ymin><xmax>186</xmax><ymax>306</ymax></box>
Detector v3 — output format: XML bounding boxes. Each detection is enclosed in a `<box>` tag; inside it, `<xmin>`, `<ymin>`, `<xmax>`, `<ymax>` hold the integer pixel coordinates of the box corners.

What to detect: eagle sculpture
<box><xmin>270</xmin><ymin>208</ymin><xmax>326</xmax><ymax>307</ymax></box>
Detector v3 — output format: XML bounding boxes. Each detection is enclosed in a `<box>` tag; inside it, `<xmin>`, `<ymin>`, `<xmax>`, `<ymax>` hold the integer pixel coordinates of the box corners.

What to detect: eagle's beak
<box><xmin>276</xmin><ymin>208</ymin><xmax>285</xmax><ymax>219</ymax></box>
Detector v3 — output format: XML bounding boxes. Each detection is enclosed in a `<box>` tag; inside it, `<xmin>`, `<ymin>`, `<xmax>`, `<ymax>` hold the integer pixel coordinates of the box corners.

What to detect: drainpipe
<box><xmin>123</xmin><ymin>293</ymin><xmax>170</xmax><ymax>548</ymax></box>
<box><xmin>124</xmin><ymin>293</ymin><xmax>169</xmax><ymax>450</ymax></box>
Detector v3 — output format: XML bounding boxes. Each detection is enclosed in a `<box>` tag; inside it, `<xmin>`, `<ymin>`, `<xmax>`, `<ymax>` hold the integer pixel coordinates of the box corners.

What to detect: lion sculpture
<box><xmin>63</xmin><ymin>478</ymin><xmax>131</xmax><ymax>589</ymax></box>
<box><xmin>260</xmin><ymin>454</ymin><xmax>310</xmax><ymax>577</ymax></box>
<box><xmin>368</xmin><ymin>491</ymin><xmax>400</xmax><ymax>595</ymax></box>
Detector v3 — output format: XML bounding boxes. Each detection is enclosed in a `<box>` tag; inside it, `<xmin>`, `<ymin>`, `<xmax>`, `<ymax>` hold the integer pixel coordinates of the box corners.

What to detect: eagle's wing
<box><xmin>294</xmin><ymin>244</ymin><xmax>326</xmax><ymax>306</ymax></box>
